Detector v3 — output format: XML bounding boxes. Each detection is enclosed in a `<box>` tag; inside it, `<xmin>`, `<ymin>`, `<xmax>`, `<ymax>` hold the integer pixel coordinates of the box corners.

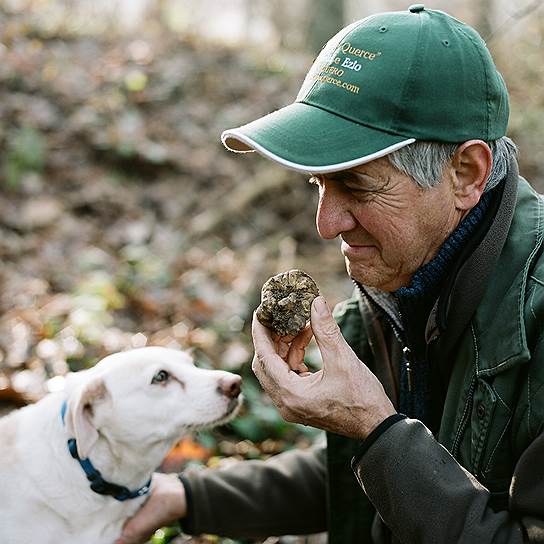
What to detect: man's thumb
<box><xmin>311</xmin><ymin>296</ymin><xmax>342</xmax><ymax>352</ymax></box>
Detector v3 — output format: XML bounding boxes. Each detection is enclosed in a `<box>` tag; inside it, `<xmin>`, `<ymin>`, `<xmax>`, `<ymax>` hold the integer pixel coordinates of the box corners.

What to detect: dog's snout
<box><xmin>218</xmin><ymin>374</ymin><xmax>241</xmax><ymax>398</ymax></box>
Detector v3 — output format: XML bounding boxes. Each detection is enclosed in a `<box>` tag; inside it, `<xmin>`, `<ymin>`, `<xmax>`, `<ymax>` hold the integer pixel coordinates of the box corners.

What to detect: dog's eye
<box><xmin>151</xmin><ymin>370</ymin><xmax>170</xmax><ymax>384</ymax></box>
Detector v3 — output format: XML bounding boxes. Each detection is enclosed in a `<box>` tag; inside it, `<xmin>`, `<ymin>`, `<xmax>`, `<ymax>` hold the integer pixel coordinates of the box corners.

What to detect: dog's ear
<box><xmin>65</xmin><ymin>376</ymin><xmax>109</xmax><ymax>459</ymax></box>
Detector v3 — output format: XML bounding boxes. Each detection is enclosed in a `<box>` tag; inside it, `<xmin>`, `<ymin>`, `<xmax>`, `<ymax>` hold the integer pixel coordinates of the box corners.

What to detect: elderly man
<box><xmin>118</xmin><ymin>5</ymin><xmax>544</xmax><ymax>544</ymax></box>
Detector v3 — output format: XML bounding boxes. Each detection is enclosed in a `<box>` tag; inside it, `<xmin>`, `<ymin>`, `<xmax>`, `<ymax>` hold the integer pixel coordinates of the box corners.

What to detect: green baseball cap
<box><xmin>221</xmin><ymin>5</ymin><xmax>509</xmax><ymax>174</ymax></box>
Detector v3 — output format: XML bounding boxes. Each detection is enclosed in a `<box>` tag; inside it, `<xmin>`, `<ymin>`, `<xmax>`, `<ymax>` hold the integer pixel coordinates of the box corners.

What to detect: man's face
<box><xmin>311</xmin><ymin>157</ymin><xmax>464</xmax><ymax>292</ymax></box>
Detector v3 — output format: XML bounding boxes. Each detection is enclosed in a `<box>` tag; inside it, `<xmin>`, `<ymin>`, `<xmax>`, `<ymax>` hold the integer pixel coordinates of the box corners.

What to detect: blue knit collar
<box><xmin>60</xmin><ymin>400</ymin><xmax>151</xmax><ymax>502</ymax></box>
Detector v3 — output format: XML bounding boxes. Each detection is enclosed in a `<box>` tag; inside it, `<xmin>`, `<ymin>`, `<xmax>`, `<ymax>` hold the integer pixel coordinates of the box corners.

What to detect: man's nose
<box><xmin>316</xmin><ymin>187</ymin><xmax>357</xmax><ymax>240</ymax></box>
<box><xmin>218</xmin><ymin>374</ymin><xmax>242</xmax><ymax>398</ymax></box>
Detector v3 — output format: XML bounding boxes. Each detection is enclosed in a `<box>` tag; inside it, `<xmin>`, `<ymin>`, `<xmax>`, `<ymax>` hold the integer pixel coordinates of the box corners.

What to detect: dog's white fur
<box><xmin>0</xmin><ymin>347</ymin><xmax>242</xmax><ymax>543</ymax></box>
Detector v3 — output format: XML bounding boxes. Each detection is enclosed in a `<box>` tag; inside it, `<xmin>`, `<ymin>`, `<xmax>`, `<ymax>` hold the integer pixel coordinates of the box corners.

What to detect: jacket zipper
<box><xmin>403</xmin><ymin>346</ymin><xmax>414</xmax><ymax>392</ymax></box>
<box><xmin>396</xmin><ymin>302</ymin><xmax>414</xmax><ymax>395</ymax></box>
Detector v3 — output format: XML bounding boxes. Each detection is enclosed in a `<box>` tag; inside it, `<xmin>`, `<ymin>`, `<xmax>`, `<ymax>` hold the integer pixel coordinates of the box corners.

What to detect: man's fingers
<box><xmin>116</xmin><ymin>473</ymin><xmax>187</xmax><ymax>544</ymax></box>
<box><xmin>115</xmin><ymin>507</ymin><xmax>155</xmax><ymax>544</ymax></box>
<box><xmin>252</xmin><ymin>312</ymin><xmax>278</xmax><ymax>356</ymax></box>
<box><xmin>277</xmin><ymin>337</ymin><xmax>290</xmax><ymax>360</ymax></box>
<box><xmin>287</xmin><ymin>324</ymin><xmax>313</xmax><ymax>372</ymax></box>
<box><xmin>252</xmin><ymin>313</ymin><xmax>294</xmax><ymax>385</ymax></box>
<box><xmin>310</xmin><ymin>296</ymin><xmax>350</xmax><ymax>366</ymax></box>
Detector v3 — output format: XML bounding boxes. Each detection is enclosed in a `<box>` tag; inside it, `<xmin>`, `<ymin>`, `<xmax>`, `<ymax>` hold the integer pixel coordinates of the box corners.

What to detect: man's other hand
<box><xmin>115</xmin><ymin>472</ymin><xmax>187</xmax><ymax>544</ymax></box>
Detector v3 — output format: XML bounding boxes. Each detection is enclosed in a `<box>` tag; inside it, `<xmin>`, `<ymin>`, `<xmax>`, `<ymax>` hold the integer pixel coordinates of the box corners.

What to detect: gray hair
<box><xmin>386</xmin><ymin>136</ymin><xmax>518</xmax><ymax>192</ymax></box>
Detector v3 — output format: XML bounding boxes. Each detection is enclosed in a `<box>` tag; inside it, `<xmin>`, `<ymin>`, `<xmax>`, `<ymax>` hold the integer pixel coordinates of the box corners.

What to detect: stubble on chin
<box><xmin>345</xmin><ymin>257</ymin><xmax>403</xmax><ymax>292</ymax></box>
<box><xmin>345</xmin><ymin>257</ymin><xmax>380</xmax><ymax>289</ymax></box>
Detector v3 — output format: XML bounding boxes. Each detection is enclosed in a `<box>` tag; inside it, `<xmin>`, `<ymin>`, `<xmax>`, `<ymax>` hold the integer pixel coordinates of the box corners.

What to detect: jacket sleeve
<box><xmin>179</xmin><ymin>442</ymin><xmax>327</xmax><ymax>539</ymax></box>
<box><xmin>352</xmin><ymin>418</ymin><xmax>544</xmax><ymax>543</ymax></box>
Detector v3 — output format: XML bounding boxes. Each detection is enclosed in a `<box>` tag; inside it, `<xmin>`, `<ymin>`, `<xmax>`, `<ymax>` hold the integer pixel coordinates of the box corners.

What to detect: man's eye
<box><xmin>151</xmin><ymin>370</ymin><xmax>170</xmax><ymax>384</ymax></box>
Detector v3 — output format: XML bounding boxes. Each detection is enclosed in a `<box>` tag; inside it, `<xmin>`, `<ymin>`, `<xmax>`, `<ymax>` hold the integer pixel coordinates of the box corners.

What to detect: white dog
<box><xmin>0</xmin><ymin>346</ymin><xmax>242</xmax><ymax>543</ymax></box>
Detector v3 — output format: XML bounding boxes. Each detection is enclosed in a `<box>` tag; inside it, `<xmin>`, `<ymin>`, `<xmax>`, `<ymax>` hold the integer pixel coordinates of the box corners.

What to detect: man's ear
<box><xmin>65</xmin><ymin>376</ymin><xmax>109</xmax><ymax>459</ymax></box>
<box><xmin>451</xmin><ymin>140</ymin><xmax>493</xmax><ymax>212</ymax></box>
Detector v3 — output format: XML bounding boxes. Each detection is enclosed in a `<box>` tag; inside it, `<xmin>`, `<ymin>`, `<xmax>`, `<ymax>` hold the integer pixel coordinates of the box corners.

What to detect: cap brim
<box><xmin>221</xmin><ymin>102</ymin><xmax>415</xmax><ymax>174</ymax></box>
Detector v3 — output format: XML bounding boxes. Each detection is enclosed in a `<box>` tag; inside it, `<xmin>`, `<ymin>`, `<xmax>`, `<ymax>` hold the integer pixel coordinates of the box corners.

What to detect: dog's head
<box><xmin>64</xmin><ymin>347</ymin><xmax>242</xmax><ymax>459</ymax></box>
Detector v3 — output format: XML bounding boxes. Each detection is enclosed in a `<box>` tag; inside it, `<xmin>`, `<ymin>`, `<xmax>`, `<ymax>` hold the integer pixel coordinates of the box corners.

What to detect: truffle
<box><xmin>256</xmin><ymin>269</ymin><xmax>320</xmax><ymax>337</ymax></box>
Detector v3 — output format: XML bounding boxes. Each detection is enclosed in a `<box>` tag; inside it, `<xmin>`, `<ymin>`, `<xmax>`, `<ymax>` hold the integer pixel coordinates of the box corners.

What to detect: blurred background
<box><xmin>0</xmin><ymin>1</ymin><xmax>543</xmax><ymax>542</ymax></box>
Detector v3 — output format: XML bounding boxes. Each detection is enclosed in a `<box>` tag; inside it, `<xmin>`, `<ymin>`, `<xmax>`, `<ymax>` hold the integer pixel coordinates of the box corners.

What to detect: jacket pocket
<box><xmin>470</xmin><ymin>377</ymin><xmax>514</xmax><ymax>491</ymax></box>
<box><xmin>470</xmin><ymin>378</ymin><xmax>497</xmax><ymax>473</ymax></box>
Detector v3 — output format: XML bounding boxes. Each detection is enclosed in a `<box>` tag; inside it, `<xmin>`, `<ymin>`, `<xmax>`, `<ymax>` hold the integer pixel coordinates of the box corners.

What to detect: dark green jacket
<box><xmin>183</xmin><ymin>164</ymin><xmax>544</xmax><ymax>542</ymax></box>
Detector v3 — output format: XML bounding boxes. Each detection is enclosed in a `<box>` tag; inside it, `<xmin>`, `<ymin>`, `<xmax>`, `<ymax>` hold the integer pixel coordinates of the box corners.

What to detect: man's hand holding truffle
<box><xmin>252</xmin><ymin>295</ymin><xmax>396</xmax><ymax>440</ymax></box>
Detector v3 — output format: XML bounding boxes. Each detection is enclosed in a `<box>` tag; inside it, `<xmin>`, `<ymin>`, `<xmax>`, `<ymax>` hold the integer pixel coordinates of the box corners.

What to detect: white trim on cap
<box><xmin>221</xmin><ymin>129</ymin><xmax>416</xmax><ymax>174</ymax></box>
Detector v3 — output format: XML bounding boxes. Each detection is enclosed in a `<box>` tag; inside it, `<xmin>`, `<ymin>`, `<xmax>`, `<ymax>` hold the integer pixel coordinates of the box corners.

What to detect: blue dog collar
<box><xmin>60</xmin><ymin>400</ymin><xmax>151</xmax><ymax>501</ymax></box>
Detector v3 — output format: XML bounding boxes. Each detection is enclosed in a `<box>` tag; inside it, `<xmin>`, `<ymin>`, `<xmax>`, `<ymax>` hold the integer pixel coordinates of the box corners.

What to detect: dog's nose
<box><xmin>218</xmin><ymin>374</ymin><xmax>242</xmax><ymax>398</ymax></box>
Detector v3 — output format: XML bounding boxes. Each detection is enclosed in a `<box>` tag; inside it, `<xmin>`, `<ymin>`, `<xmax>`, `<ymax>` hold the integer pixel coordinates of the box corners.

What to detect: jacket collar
<box><xmin>427</xmin><ymin>159</ymin><xmax>518</xmax><ymax>375</ymax></box>
<box><xmin>467</xmin><ymin>171</ymin><xmax>544</xmax><ymax>375</ymax></box>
